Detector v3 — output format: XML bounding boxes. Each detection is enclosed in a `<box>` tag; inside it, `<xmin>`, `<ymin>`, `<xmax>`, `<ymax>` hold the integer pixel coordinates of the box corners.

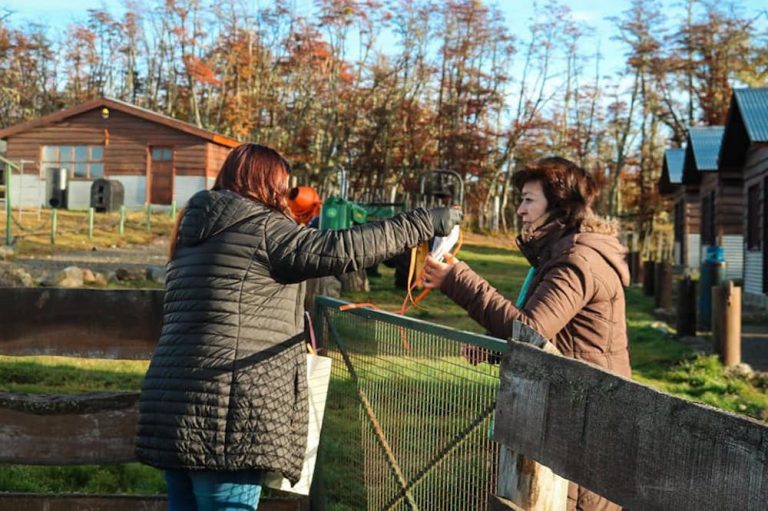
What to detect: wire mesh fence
<box><xmin>314</xmin><ymin>296</ymin><xmax>508</xmax><ymax>511</ymax></box>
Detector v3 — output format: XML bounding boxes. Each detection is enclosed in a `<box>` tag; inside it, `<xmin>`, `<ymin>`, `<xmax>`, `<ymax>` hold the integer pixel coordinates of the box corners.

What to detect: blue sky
<box><xmin>3</xmin><ymin>0</ymin><xmax>766</xmax><ymax>80</ymax></box>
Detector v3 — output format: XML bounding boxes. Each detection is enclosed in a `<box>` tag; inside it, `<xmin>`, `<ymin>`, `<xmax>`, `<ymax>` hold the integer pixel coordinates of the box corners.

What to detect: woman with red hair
<box><xmin>135</xmin><ymin>143</ymin><xmax>460</xmax><ymax>510</ymax></box>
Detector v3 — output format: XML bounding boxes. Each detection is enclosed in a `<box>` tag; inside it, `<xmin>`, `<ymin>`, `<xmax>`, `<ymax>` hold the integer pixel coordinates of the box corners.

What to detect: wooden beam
<box><xmin>494</xmin><ymin>341</ymin><xmax>768</xmax><ymax>511</ymax></box>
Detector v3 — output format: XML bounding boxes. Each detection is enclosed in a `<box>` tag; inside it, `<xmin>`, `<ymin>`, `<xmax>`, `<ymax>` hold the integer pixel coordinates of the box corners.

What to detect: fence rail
<box><xmin>494</xmin><ymin>334</ymin><xmax>768</xmax><ymax>511</ymax></box>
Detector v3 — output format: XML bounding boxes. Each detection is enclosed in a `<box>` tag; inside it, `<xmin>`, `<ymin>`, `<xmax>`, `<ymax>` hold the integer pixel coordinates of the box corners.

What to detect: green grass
<box><xmin>0</xmin><ymin>356</ymin><xmax>147</xmax><ymax>394</ymax></box>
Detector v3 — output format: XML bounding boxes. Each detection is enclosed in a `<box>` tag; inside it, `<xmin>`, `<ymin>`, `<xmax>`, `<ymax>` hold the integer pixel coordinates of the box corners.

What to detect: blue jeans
<box><xmin>165</xmin><ymin>469</ymin><xmax>263</xmax><ymax>511</ymax></box>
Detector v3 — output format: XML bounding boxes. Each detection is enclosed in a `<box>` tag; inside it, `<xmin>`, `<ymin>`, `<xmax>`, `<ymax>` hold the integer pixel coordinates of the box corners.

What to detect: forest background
<box><xmin>1</xmin><ymin>0</ymin><xmax>767</xmax><ymax>248</ymax></box>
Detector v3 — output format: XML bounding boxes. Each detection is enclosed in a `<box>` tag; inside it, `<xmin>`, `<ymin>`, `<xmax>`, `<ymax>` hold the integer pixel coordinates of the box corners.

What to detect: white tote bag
<box><xmin>263</xmin><ymin>323</ymin><xmax>333</xmax><ymax>496</ymax></box>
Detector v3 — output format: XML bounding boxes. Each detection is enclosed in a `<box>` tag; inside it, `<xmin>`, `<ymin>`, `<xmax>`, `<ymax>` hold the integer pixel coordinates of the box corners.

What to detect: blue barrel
<box><xmin>698</xmin><ymin>246</ymin><xmax>727</xmax><ymax>331</ymax></box>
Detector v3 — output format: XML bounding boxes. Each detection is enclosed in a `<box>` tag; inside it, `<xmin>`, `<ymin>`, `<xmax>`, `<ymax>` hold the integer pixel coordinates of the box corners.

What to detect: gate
<box><xmin>314</xmin><ymin>296</ymin><xmax>508</xmax><ymax>510</ymax></box>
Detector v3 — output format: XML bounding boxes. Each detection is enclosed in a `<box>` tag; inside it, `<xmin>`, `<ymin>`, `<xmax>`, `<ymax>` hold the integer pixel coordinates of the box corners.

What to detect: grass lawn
<box><xmin>1</xmin><ymin>208</ymin><xmax>175</xmax><ymax>256</ymax></box>
<box><xmin>0</xmin><ymin>233</ymin><xmax>766</xmax><ymax>501</ymax></box>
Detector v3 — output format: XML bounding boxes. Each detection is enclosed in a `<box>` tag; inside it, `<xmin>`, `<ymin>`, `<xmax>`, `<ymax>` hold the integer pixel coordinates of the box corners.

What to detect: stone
<box><xmin>81</xmin><ymin>268</ymin><xmax>97</xmax><ymax>284</ymax></box>
<box><xmin>115</xmin><ymin>268</ymin><xmax>146</xmax><ymax>281</ymax></box>
<box><xmin>52</xmin><ymin>266</ymin><xmax>84</xmax><ymax>288</ymax></box>
<box><xmin>0</xmin><ymin>263</ymin><xmax>34</xmax><ymax>287</ymax></box>
<box><xmin>145</xmin><ymin>265</ymin><xmax>166</xmax><ymax>283</ymax></box>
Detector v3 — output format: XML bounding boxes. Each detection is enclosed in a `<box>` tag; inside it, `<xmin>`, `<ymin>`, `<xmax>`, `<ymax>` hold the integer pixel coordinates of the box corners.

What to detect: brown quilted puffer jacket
<box><xmin>440</xmin><ymin>215</ymin><xmax>631</xmax><ymax>378</ymax></box>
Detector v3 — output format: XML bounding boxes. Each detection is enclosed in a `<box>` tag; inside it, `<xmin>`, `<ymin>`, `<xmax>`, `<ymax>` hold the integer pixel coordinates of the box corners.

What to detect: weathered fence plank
<box><xmin>494</xmin><ymin>341</ymin><xmax>768</xmax><ymax>511</ymax></box>
<box><xmin>0</xmin><ymin>493</ymin><xmax>304</xmax><ymax>511</ymax></box>
<box><xmin>0</xmin><ymin>392</ymin><xmax>139</xmax><ymax>464</ymax></box>
<box><xmin>0</xmin><ymin>288</ymin><xmax>163</xmax><ymax>359</ymax></box>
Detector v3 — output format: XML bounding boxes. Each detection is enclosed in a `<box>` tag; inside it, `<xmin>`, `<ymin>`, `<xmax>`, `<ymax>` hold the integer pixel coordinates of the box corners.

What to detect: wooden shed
<box><xmin>0</xmin><ymin>98</ymin><xmax>239</xmax><ymax>209</ymax></box>
<box><xmin>658</xmin><ymin>148</ymin><xmax>700</xmax><ymax>270</ymax></box>
<box><xmin>681</xmin><ymin>126</ymin><xmax>743</xmax><ymax>280</ymax></box>
<box><xmin>719</xmin><ymin>88</ymin><xmax>768</xmax><ymax>308</ymax></box>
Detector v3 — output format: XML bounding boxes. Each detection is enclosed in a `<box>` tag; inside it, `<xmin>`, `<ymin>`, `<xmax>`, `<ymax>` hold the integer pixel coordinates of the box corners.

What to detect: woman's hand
<box><xmin>422</xmin><ymin>254</ymin><xmax>457</xmax><ymax>289</ymax></box>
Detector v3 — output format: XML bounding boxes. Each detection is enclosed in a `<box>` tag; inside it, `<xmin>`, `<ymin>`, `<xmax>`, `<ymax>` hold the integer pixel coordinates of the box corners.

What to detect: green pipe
<box><xmin>88</xmin><ymin>207</ymin><xmax>95</xmax><ymax>240</ymax></box>
<box><xmin>119</xmin><ymin>206</ymin><xmax>125</xmax><ymax>236</ymax></box>
<box><xmin>51</xmin><ymin>208</ymin><xmax>57</xmax><ymax>245</ymax></box>
<box><xmin>145</xmin><ymin>203</ymin><xmax>152</xmax><ymax>231</ymax></box>
<box><xmin>170</xmin><ymin>200</ymin><xmax>177</xmax><ymax>219</ymax></box>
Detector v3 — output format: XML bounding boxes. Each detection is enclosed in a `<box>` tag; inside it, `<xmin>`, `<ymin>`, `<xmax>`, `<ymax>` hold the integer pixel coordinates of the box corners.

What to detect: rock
<box><xmin>115</xmin><ymin>268</ymin><xmax>146</xmax><ymax>281</ymax></box>
<box><xmin>82</xmin><ymin>268</ymin><xmax>97</xmax><ymax>284</ymax></box>
<box><xmin>53</xmin><ymin>266</ymin><xmax>84</xmax><ymax>288</ymax></box>
<box><xmin>0</xmin><ymin>246</ymin><xmax>15</xmax><ymax>261</ymax></box>
<box><xmin>145</xmin><ymin>265</ymin><xmax>166</xmax><ymax>283</ymax></box>
<box><xmin>0</xmin><ymin>263</ymin><xmax>34</xmax><ymax>287</ymax></box>
<box><xmin>726</xmin><ymin>363</ymin><xmax>754</xmax><ymax>379</ymax></box>
<box><xmin>92</xmin><ymin>272</ymin><xmax>108</xmax><ymax>287</ymax></box>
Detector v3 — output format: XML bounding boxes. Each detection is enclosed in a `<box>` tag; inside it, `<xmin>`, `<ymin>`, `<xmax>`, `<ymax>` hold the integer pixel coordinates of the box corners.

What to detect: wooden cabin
<box><xmin>0</xmin><ymin>98</ymin><xmax>239</xmax><ymax>209</ymax></box>
<box><xmin>681</xmin><ymin>126</ymin><xmax>743</xmax><ymax>280</ymax></box>
<box><xmin>719</xmin><ymin>88</ymin><xmax>768</xmax><ymax>308</ymax></box>
<box><xmin>659</xmin><ymin>148</ymin><xmax>700</xmax><ymax>270</ymax></box>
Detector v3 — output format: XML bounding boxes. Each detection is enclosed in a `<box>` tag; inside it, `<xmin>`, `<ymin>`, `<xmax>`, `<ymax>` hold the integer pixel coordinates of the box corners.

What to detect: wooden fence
<box><xmin>492</xmin><ymin>323</ymin><xmax>768</xmax><ymax>511</ymax></box>
<box><xmin>0</xmin><ymin>287</ymin><xmax>305</xmax><ymax>511</ymax></box>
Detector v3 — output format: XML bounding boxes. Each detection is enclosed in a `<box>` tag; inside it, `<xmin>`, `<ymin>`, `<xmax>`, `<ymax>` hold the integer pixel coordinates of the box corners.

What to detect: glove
<box><xmin>429</xmin><ymin>207</ymin><xmax>463</xmax><ymax>237</ymax></box>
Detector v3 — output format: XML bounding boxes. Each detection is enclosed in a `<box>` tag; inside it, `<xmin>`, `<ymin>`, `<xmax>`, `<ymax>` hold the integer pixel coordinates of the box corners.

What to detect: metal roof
<box><xmin>688</xmin><ymin>126</ymin><xmax>724</xmax><ymax>171</ymax></box>
<box><xmin>733</xmin><ymin>88</ymin><xmax>768</xmax><ymax>143</ymax></box>
<box><xmin>664</xmin><ymin>148</ymin><xmax>685</xmax><ymax>184</ymax></box>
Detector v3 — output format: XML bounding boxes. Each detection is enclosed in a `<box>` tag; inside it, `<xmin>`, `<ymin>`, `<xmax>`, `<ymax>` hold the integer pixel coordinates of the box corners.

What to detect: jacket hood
<box><xmin>570</xmin><ymin>215</ymin><xmax>630</xmax><ymax>287</ymax></box>
<box><xmin>177</xmin><ymin>190</ymin><xmax>265</xmax><ymax>247</ymax></box>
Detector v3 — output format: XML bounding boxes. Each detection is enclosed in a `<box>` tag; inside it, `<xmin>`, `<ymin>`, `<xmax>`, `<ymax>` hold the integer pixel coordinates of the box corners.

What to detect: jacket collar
<box><xmin>516</xmin><ymin>217</ymin><xmax>571</xmax><ymax>268</ymax></box>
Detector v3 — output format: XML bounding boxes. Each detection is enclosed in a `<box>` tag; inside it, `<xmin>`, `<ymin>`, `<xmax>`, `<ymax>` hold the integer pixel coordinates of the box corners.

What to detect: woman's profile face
<box><xmin>517</xmin><ymin>180</ymin><xmax>548</xmax><ymax>229</ymax></box>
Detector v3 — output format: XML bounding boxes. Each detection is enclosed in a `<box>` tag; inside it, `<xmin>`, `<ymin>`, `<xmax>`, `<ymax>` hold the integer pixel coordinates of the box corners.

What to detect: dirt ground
<box><xmin>10</xmin><ymin>238</ymin><xmax>169</xmax><ymax>280</ymax></box>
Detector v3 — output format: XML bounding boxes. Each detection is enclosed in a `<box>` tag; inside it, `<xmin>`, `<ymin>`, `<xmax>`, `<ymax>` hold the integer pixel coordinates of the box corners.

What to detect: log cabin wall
<box><xmin>4</xmin><ymin>107</ymin><xmax>233</xmax><ymax>208</ymax></box>
<box><xmin>742</xmin><ymin>144</ymin><xmax>768</xmax><ymax>306</ymax></box>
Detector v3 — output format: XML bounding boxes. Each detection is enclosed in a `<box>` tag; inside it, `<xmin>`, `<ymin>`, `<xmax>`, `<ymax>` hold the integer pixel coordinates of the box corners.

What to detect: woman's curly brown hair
<box><xmin>512</xmin><ymin>156</ymin><xmax>599</xmax><ymax>229</ymax></box>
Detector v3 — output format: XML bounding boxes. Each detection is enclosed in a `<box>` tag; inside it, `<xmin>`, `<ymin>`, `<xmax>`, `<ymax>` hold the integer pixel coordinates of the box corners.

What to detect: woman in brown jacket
<box><xmin>423</xmin><ymin>156</ymin><xmax>630</xmax><ymax>511</ymax></box>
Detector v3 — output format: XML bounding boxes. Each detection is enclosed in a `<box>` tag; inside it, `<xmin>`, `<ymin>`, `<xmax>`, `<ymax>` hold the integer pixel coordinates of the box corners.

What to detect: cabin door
<box><xmin>149</xmin><ymin>146</ymin><xmax>174</xmax><ymax>205</ymax></box>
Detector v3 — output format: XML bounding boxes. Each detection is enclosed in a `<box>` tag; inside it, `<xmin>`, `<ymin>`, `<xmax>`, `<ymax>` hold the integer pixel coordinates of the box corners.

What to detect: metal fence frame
<box><xmin>314</xmin><ymin>295</ymin><xmax>508</xmax><ymax>510</ymax></box>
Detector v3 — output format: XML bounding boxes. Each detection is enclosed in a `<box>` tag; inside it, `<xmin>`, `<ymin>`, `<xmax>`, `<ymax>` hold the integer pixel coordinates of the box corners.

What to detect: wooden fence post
<box><xmin>654</xmin><ymin>261</ymin><xmax>673</xmax><ymax>310</ymax></box>
<box><xmin>712</xmin><ymin>281</ymin><xmax>741</xmax><ymax>367</ymax></box>
<box><xmin>675</xmin><ymin>276</ymin><xmax>697</xmax><ymax>338</ymax></box>
<box><xmin>491</xmin><ymin>322</ymin><xmax>568</xmax><ymax>511</ymax></box>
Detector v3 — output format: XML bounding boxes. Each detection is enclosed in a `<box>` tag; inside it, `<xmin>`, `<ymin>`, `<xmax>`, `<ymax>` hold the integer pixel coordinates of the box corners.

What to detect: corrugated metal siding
<box><xmin>688</xmin><ymin>234</ymin><xmax>701</xmax><ymax>270</ymax></box>
<box><xmin>723</xmin><ymin>235</ymin><xmax>744</xmax><ymax>280</ymax></box>
<box><xmin>744</xmin><ymin>250</ymin><xmax>764</xmax><ymax>296</ymax></box>
<box><xmin>689</xmin><ymin>127</ymin><xmax>725</xmax><ymax>171</ymax></box>
<box><xmin>734</xmin><ymin>88</ymin><xmax>768</xmax><ymax>143</ymax></box>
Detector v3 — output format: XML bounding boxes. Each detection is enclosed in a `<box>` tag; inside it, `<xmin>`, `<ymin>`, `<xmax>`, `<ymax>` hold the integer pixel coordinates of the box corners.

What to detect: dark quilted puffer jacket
<box><xmin>135</xmin><ymin>189</ymin><xmax>435</xmax><ymax>484</ymax></box>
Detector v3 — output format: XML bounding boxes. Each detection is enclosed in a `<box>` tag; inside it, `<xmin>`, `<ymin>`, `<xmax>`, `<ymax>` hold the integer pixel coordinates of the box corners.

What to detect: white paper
<box><xmin>429</xmin><ymin>225</ymin><xmax>461</xmax><ymax>262</ymax></box>
<box><xmin>263</xmin><ymin>354</ymin><xmax>332</xmax><ymax>495</ymax></box>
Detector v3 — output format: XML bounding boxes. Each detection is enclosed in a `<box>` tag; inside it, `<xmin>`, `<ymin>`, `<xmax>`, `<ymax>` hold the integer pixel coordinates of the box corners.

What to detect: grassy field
<box><xmin>1</xmin><ymin>207</ymin><xmax>175</xmax><ymax>256</ymax></box>
<box><xmin>0</xmin><ymin>233</ymin><xmax>766</xmax><ymax>501</ymax></box>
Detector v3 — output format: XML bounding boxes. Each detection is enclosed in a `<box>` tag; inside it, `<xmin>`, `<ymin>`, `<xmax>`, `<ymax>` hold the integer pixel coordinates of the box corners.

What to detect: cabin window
<box><xmin>151</xmin><ymin>147</ymin><xmax>173</xmax><ymax>161</ymax></box>
<box><xmin>747</xmin><ymin>184</ymin><xmax>761</xmax><ymax>251</ymax></box>
<box><xmin>41</xmin><ymin>145</ymin><xmax>105</xmax><ymax>179</ymax></box>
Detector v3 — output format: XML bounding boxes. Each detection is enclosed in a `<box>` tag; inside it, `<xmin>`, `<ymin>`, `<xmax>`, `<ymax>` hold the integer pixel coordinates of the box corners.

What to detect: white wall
<box><xmin>9</xmin><ymin>172</ymin><xmax>44</xmax><ymax>208</ymax></box>
<box><xmin>67</xmin><ymin>180</ymin><xmax>93</xmax><ymax>210</ymax></box>
<box><xmin>174</xmin><ymin>176</ymin><xmax>207</xmax><ymax>208</ymax></box>
<box><xmin>110</xmin><ymin>176</ymin><xmax>146</xmax><ymax>208</ymax></box>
